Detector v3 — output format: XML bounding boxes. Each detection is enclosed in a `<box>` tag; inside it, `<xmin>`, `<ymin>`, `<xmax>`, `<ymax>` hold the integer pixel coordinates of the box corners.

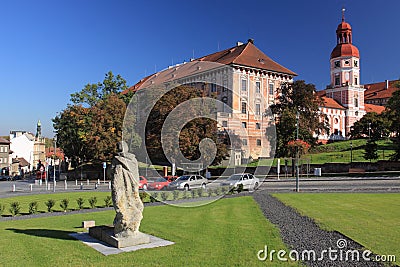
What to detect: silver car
<box><xmin>168</xmin><ymin>175</ymin><xmax>208</xmax><ymax>191</ymax></box>
<box><xmin>220</xmin><ymin>173</ymin><xmax>259</xmax><ymax>190</ymax></box>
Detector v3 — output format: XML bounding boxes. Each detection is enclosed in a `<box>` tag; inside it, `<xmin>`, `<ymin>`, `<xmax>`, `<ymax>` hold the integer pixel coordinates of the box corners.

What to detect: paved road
<box><xmin>0</xmin><ymin>175</ymin><xmax>399</xmax><ymax>198</ymax></box>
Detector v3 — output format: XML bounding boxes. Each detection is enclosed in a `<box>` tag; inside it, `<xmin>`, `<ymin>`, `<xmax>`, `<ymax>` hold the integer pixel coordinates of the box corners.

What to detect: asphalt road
<box><xmin>0</xmin><ymin>175</ymin><xmax>399</xmax><ymax>198</ymax></box>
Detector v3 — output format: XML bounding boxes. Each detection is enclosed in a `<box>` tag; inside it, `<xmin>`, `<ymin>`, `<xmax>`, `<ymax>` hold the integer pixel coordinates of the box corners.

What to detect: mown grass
<box><xmin>0</xmin><ymin>196</ymin><xmax>297</xmax><ymax>266</ymax></box>
<box><xmin>245</xmin><ymin>139</ymin><xmax>395</xmax><ymax>166</ymax></box>
<box><xmin>274</xmin><ymin>193</ymin><xmax>400</xmax><ymax>263</ymax></box>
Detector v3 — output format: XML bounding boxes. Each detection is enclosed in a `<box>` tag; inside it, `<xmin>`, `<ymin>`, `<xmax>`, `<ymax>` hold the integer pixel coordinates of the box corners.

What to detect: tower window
<box><xmin>222</xmin><ymin>120</ymin><xmax>228</xmax><ymax>127</ymax></box>
<box><xmin>241</xmin><ymin>102</ymin><xmax>247</xmax><ymax>114</ymax></box>
<box><xmin>255</xmin><ymin>104</ymin><xmax>261</xmax><ymax>115</ymax></box>
<box><xmin>241</xmin><ymin>79</ymin><xmax>247</xmax><ymax>91</ymax></box>
<box><xmin>211</xmin><ymin>83</ymin><xmax>217</xmax><ymax>92</ymax></box>
<box><xmin>335</xmin><ymin>74</ymin><xmax>340</xmax><ymax>86</ymax></box>
<box><xmin>255</xmin><ymin>123</ymin><xmax>261</xmax><ymax>129</ymax></box>
<box><xmin>256</xmin><ymin>81</ymin><xmax>261</xmax><ymax>93</ymax></box>
<box><xmin>354</xmin><ymin>60</ymin><xmax>358</xmax><ymax>67</ymax></box>
<box><xmin>256</xmin><ymin>139</ymin><xmax>261</xmax><ymax>146</ymax></box>
<box><xmin>334</xmin><ymin>61</ymin><xmax>340</xmax><ymax>68</ymax></box>
<box><xmin>242</xmin><ymin>139</ymin><xmax>248</xmax><ymax>146</ymax></box>
<box><xmin>354</xmin><ymin>97</ymin><xmax>358</xmax><ymax>108</ymax></box>
<box><xmin>355</xmin><ymin>77</ymin><xmax>358</xmax><ymax>85</ymax></box>
<box><xmin>269</xmin><ymin>83</ymin><xmax>274</xmax><ymax>95</ymax></box>
<box><xmin>242</xmin><ymin>122</ymin><xmax>247</xmax><ymax>128</ymax></box>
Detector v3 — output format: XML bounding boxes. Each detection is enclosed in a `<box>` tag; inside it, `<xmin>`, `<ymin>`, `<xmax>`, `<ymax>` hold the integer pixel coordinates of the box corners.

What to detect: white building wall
<box><xmin>10</xmin><ymin>133</ymin><xmax>35</xmax><ymax>170</ymax></box>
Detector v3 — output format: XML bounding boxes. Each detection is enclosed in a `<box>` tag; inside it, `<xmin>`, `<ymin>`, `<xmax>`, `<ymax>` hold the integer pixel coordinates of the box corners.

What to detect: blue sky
<box><xmin>1</xmin><ymin>0</ymin><xmax>399</xmax><ymax>137</ymax></box>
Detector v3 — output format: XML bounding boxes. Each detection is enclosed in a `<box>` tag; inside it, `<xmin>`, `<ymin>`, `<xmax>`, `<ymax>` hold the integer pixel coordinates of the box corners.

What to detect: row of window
<box><xmin>242</xmin><ymin>139</ymin><xmax>262</xmax><ymax>146</ymax></box>
<box><xmin>241</xmin><ymin>80</ymin><xmax>275</xmax><ymax>95</ymax></box>
<box><xmin>0</xmin><ymin>158</ymin><xmax>8</xmax><ymax>164</ymax></box>
<box><xmin>241</xmin><ymin>102</ymin><xmax>261</xmax><ymax>115</ymax></box>
<box><xmin>221</xmin><ymin>121</ymin><xmax>262</xmax><ymax>130</ymax></box>
<box><xmin>0</xmin><ymin>146</ymin><xmax>8</xmax><ymax>153</ymax></box>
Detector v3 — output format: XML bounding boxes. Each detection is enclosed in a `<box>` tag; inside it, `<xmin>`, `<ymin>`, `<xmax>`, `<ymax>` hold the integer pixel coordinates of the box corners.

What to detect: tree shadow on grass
<box><xmin>6</xmin><ymin>228</ymin><xmax>77</xmax><ymax>241</ymax></box>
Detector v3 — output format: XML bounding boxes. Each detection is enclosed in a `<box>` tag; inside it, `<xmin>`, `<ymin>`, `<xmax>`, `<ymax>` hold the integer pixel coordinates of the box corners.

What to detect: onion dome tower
<box><xmin>326</xmin><ymin>8</ymin><xmax>365</xmax><ymax>136</ymax></box>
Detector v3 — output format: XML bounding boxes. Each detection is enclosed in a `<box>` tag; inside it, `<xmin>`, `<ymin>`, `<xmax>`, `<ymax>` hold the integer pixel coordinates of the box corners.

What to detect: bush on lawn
<box><xmin>45</xmin><ymin>199</ymin><xmax>56</xmax><ymax>212</ymax></box>
<box><xmin>28</xmin><ymin>201</ymin><xmax>39</xmax><ymax>214</ymax></box>
<box><xmin>76</xmin><ymin>198</ymin><xmax>85</xmax><ymax>210</ymax></box>
<box><xmin>9</xmin><ymin>202</ymin><xmax>21</xmax><ymax>216</ymax></box>
<box><xmin>0</xmin><ymin>204</ymin><xmax>5</xmax><ymax>215</ymax></box>
<box><xmin>60</xmin><ymin>199</ymin><xmax>69</xmax><ymax>212</ymax></box>
<box><xmin>88</xmin><ymin>197</ymin><xmax>97</xmax><ymax>208</ymax></box>
<box><xmin>104</xmin><ymin>196</ymin><xmax>112</xmax><ymax>207</ymax></box>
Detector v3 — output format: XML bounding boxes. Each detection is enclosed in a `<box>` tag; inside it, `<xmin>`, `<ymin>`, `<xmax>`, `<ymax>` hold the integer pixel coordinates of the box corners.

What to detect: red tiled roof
<box><xmin>364</xmin><ymin>80</ymin><xmax>400</xmax><ymax>100</ymax></box>
<box><xmin>331</xmin><ymin>43</ymin><xmax>359</xmax><ymax>59</ymax></box>
<box><xmin>124</xmin><ymin>40</ymin><xmax>297</xmax><ymax>94</ymax></box>
<box><xmin>364</xmin><ymin>103</ymin><xmax>385</xmax><ymax>114</ymax></box>
<box><xmin>197</xmin><ymin>41</ymin><xmax>297</xmax><ymax>76</ymax></box>
<box><xmin>320</xmin><ymin>96</ymin><xmax>345</xmax><ymax>109</ymax></box>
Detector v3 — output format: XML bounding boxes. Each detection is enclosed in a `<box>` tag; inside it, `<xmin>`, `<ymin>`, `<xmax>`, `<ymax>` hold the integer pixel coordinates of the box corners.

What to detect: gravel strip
<box><xmin>252</xmin><ymin>190</ymin><xmax>391</xmax><ymax>266</ymax></box>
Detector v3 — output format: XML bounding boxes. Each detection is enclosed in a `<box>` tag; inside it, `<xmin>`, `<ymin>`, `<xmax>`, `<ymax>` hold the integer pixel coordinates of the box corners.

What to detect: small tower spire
<box><xmin>36</xmin><ymin>120</ymin><xmax>42</xmax><ymax>138</ymax></box>
<box><xmin>342</xmin><ymin>7</ymin><xmax>346</xmax><ymax>22</ymax></box>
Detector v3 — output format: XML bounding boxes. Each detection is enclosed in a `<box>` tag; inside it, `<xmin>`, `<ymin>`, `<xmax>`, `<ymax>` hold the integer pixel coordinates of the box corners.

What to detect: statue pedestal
<box><xmin>89</xmin><ymin>225</ymin><xmax>150</xmax><ymax>248</ymax></box>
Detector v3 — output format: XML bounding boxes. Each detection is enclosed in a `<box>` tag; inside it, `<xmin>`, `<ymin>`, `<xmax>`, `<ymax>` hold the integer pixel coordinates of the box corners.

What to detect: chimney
<box><xmin>236</xmin><ymin>41</ymin><xmax>243</xmax><ymax>46</ymax></box>
<box><xmin>385</xmin><ymin>80</ymin><xmax>389</xmax><ymax>89</ymax></box>
<box><xmin>248</xmin><ymin>38</ymin><xmax>254</xmax><ymax>44</ymax></box>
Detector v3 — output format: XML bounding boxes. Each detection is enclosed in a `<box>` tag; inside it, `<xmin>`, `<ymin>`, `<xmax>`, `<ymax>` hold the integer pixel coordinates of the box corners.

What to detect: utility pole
<box><xmin>296</xmin><ymin>111</ymin><xmax>300</xmax><ymax>192</ymax></box>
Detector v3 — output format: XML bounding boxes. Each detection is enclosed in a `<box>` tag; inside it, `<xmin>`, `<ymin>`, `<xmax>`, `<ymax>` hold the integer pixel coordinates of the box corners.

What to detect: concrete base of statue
<box><xmin>89</xmin><ymin>225</ymin><xmax>150</xmax><ymax>248</ymax></box>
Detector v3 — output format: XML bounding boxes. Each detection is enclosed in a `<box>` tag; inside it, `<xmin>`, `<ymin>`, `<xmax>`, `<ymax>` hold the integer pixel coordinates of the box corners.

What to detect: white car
<box><xmin>167</xmin><ymin>175</ymin><xmax>208</xmax><ymax>191</ymax></box>
<box><xmin>221</xmin><ymin>173</ymin><xmax>259</xmax><ymax>190</ymax></box>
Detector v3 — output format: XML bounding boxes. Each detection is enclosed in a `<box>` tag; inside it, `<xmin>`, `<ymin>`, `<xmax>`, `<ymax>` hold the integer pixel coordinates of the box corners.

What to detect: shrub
<box><xmin>104</xmin><ymin>196</ymin><xmax>112</xmax><ymax>207</ymax></box>
<box><xmin>0</xmin><ymin>204</ymin><xmax>5</xmax><ymax>215</ymax></box>
<box><xmin>28</xmin><ymin>201</ymin><xmax>39</xmax><ymax>214</ymax></box>
<box><xmin>191</xmin><ymin>189</ymin><xmax>199</xmax><ymax>198</ymax></box>
<box><xmin>45</xmin><ymin>199</ymin><xmax>56</xmax><ymax>212</ymax></box>
<box><xmin>139</xmin><ymin>192</ymin><xmax>151</xmax><ymax>203</ymax></box>
<box><xmin>236</xmin><ymin>184</ymin><xmax>244</xmax><ymax>193</ymax></box>
<box><xmin>149</xmin><ymin>193</ymin><xmax>158</xmax><ymax>203</ymax></box>
<box><xmin>60</xmin><ymin>199</ymin><xmax>69</xmax><ymax>212</ymax></box>
<box><xmin>184</xmin><ymin>191</ymin><xmax>192</xmax><ymax>199</ymax></box>
<box><xmin>88</xmin><ymin>197</ymin><xmax>97</xmax><ymax>208</ymax></box>
<box><xmin>173</xmin><ymin>190</ymin><xmax>180</xmax><ymax>200</ymax></box>
<box><xmin>156</xmin><ymin>192</ymin><xmax>164</xmax><ymax>201</ymax></box>
<box><xmin>9</xmin><ymin>202</ymin><xmax>21</xmax><ymax>216</ymax></box>
<box><xmin>76</xmin><ymin>198</ymin><xmax>85</xmax><ymax>210</ymax></box>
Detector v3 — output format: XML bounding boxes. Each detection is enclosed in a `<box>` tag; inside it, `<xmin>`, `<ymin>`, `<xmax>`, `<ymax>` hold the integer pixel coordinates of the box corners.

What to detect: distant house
<box><xmin>364</xmin><ymin>79</ymin><xmax>400</xmax><ymax>106</ymax></box>
<box><xmin>0</xmin><ymin>137</ymin><xmax>10</xmax><ymax>173</ymax></box>
<box><xmin>9</xmin><ymin>121</ymin><xmax>46</xmax><ymax>171</ymax></box>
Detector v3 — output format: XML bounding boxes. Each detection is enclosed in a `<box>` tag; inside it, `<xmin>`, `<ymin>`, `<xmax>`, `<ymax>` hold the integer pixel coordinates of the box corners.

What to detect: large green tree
<box><xmin>143</xmin><ymin>85</ymin><xmax>229</xmax><ymax>166</ymax></box>
<box><xmin>350</xmin><ymin>112</ymin><xmax>391</xmax><ymax>141</ymax></box>
<box><xmin>53</xmin><ymin>72</ymin><xmax>134</xmax><ymax>165</ymax></box>
<box><xmin>270</xmin><ymin>80</ymin><xmax>329</xmax><ymax>157</ymax></box>
<box><xmin>386</xmin><ymin>90</ymin><xmax>400</xmax><ymax>160</ymax></box>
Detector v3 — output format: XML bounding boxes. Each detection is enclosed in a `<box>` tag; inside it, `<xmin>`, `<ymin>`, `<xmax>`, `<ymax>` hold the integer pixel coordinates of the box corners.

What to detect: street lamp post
<box><xmin>350</xmin><ymin>140</ymin><xmax>353</xmax><ymax>164</ymax></box>
<box><xmin>295</xmin><ymin>111</ymin><xmax>300</xmax><ymax>192</ymax></box>
<box><xmin>368</xmin><ymin>123</ymin><xmax>371</xmax><ymax>140</ymax></box>
<box><xmin>53</xmin><ymin>135</ymin><xmax>57</xmax><ymax>192</ymax></box>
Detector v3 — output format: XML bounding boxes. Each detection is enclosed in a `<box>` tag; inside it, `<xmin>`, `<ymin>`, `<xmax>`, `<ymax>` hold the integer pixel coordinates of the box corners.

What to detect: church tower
<box><xmin>326</xmin><ymin>9</ymin><xmax>365</xmax><ymax>136</ymax></box>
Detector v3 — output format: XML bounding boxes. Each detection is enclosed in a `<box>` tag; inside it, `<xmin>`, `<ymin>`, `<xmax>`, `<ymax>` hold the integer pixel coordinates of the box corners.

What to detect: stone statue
<box><xmin>111</xmin><ymin>141</ymin><xmax>145</xmax><ymax>239</ymax></box>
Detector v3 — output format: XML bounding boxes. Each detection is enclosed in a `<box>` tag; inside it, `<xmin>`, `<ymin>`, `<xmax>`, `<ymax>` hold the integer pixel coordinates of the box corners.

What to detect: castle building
<box><xmin>124</xmin><ymin>39</ymin><xmax>296</xmax><ymax>164</ymax></box>
<box><xmin>318</xmin><ymin>11</ymin><xmax>385</xmax><ymax>141</ymax></box>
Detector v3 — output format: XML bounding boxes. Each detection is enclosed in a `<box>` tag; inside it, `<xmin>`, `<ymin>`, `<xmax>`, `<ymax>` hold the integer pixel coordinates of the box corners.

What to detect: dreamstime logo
<box><xmin>257</xmin><ymin>239</ymin><xmax>396</xmax><ymax>263</ymax></box>
<box><xmin>122</xmin><ymin>61</ymin><xmax>277</xmax><ymax>206</ymax></box>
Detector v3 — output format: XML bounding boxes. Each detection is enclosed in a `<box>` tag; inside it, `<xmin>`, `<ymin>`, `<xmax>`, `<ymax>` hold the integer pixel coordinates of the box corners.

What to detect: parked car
<box><xmin>148</xmin><ymin>177</ymin><xmax>170</xmax><ymax>190</ymax></box>
<box><xmin>163</xmin><ymin>175</ymin><xmax>178</xmax><ymax>182</ymax></box>
<box><xmin>220</xmin><ymin>173</ymin><xmax>259</xmax><ymax>190</ymax></box>
<box><xmin>139</xmin><ymin>176</ymin><xmax>148</xmax><ymax>190</ymax></box>
<box><xmin>167</xmin><ymin>175</ymin><xmax>208</xmax><ymax>191</ymax></box>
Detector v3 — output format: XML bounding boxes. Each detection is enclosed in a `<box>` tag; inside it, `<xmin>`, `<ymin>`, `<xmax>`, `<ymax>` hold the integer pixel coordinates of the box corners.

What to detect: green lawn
<box><xmin>0</xmin><ymin>196</ymin><xmax>297</xmax><ymax>266</ymax></box>
<box><xmin>274</xmin><ymin>193</ymin><xmax>400</xmax><ymax>262</ymax></box>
